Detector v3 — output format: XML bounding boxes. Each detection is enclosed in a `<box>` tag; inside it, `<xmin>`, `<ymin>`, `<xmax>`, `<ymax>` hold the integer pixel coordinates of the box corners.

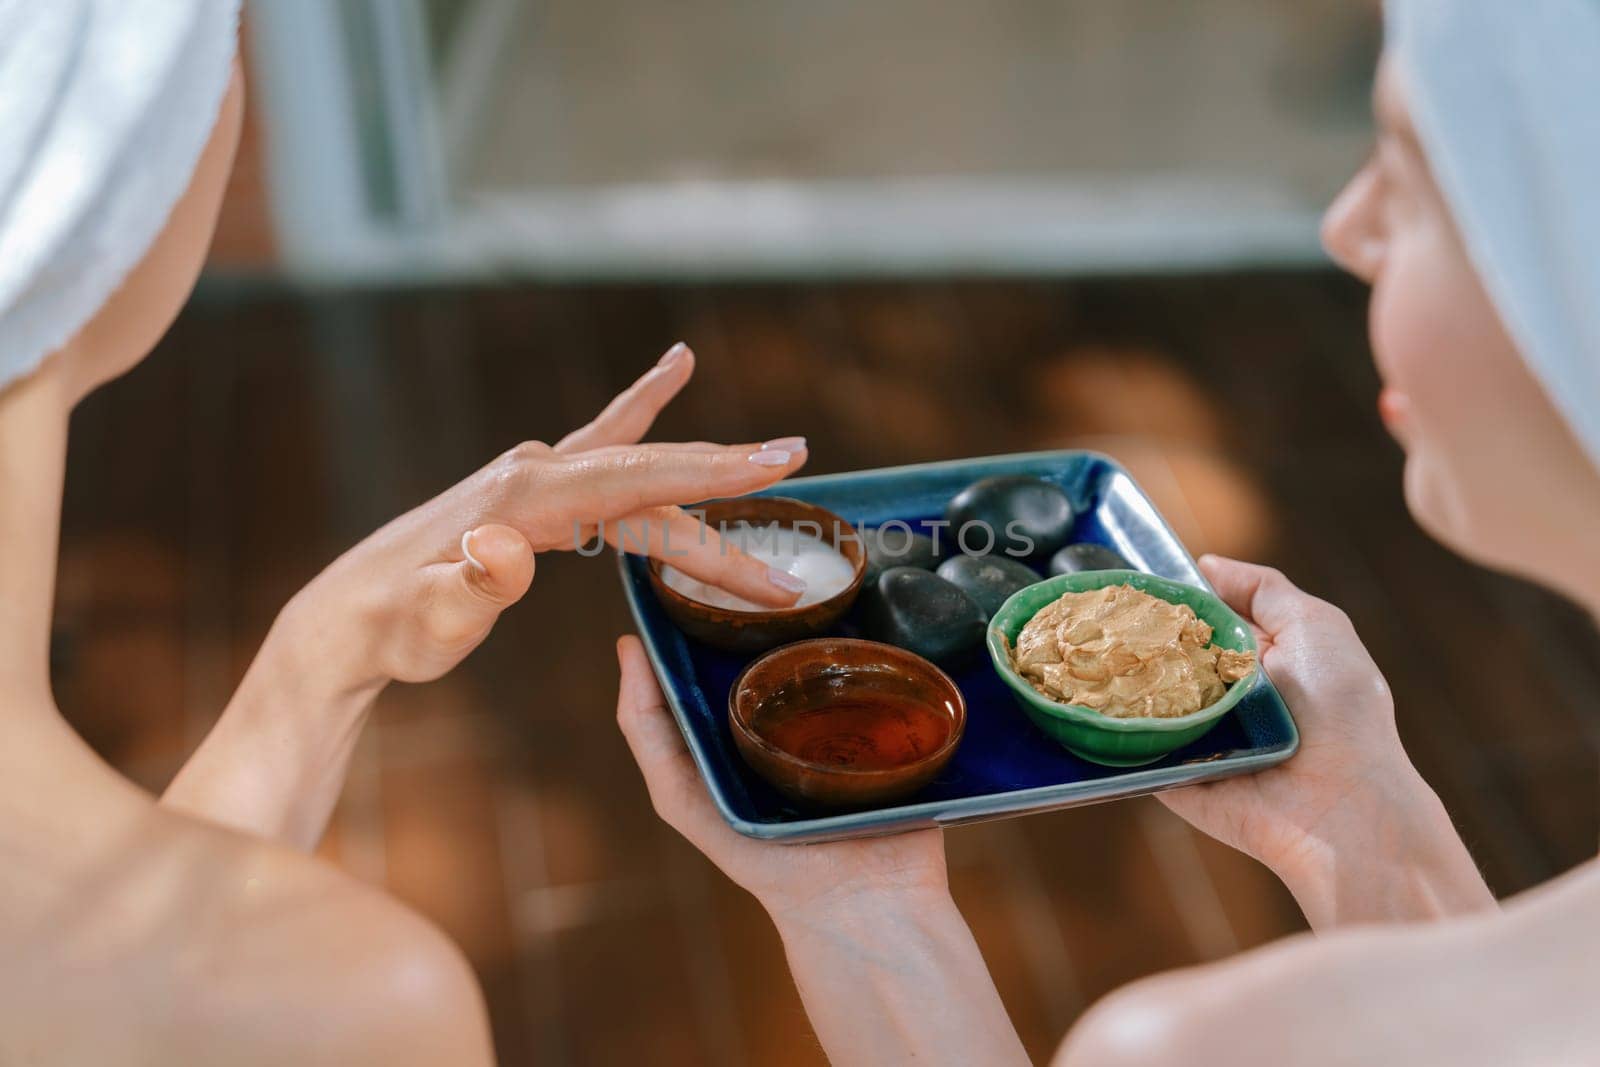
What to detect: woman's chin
<box><xmin>1403</xmin><ymin>452</ymin><xmax>1574</xmax><ymax>595</ymax></box>
<box><xmin>1403</xmin><ymin>454</ymin><xmax>1492</xmax><ymax>568</ymax></box>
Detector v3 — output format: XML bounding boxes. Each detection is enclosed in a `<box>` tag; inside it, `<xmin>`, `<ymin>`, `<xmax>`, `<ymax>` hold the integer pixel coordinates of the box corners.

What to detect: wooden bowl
<box><xmin>729</xmin><ymin>638</ymin><xmax>966</xmax><ymax>808</ymax></box>
<box><xmin>646</xmin><ymin>497</ymin><xmax>867</xmax><ymax>654</ymax></box>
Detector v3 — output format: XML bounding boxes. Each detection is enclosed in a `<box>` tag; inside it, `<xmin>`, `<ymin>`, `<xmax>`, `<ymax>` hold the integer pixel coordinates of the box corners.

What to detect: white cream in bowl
<box><xmin>660</xmin><ymin>521</ymin><xmax>855</xmax><ymax>612</ymax></box>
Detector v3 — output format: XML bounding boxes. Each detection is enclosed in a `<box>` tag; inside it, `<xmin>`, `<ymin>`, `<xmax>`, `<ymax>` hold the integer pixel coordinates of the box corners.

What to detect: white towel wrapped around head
<box><xmin>0</xmin><ymin>0</ymin><xmax>240</xmax><ymax>391</ymax></box>
<box><xmin>1387</xmin><ymin>0</ymin><xmax>1600</xmax><ymax>471</ymax></box>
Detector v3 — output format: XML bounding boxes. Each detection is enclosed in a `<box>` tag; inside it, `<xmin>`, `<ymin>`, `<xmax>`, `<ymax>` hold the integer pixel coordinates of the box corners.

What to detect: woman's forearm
<box><xmin>1272</xmin><ymin>769</ymin><xmax>1496</xmax><ymax>929</ymax></box>
<box><xmin>772</xmin><ymin>888</ymin><xmax>1031</xmax><ymax>1067</ymax></box>
<box><xmin>161</xmin><ymin>594</ymin><xmax>384</xmax><ymax>848</ymax></box>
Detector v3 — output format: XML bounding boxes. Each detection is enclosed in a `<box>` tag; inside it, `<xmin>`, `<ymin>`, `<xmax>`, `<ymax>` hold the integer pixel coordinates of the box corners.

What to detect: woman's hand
<box><xmin>616</xmin><ymin>635</ymin><xmax>1029</xmax><ymax>1067</ymax></box>
<box><xmin>303</xmin><ymin>343</ymin><xmax>808</xmax><ymax>688</ymax></box>
<box><xmin>1157</xmin><ymin>555</ymin><xmax>1494</xmax><ymax>927</ymax></box>
<box><xmin>164</xmin><ymin>344</ymin><xmax>809</xmax><ymax>846</ymax></box>
<box><xmin>614</xmin><ymin>635</ymin><xmax>948</xmax><ymax>917</ymax></box>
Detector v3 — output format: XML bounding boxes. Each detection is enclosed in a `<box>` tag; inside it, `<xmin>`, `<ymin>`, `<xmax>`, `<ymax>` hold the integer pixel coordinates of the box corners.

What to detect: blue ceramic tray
<box><xmin>617</xmin><ymin>450</ymin><xmax>1298</xmax><ymax>843</ymax></box>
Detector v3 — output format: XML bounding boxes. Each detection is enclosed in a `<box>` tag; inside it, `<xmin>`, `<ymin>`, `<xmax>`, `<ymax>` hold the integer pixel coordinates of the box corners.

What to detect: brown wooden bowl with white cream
<box><xmin>646</xmin><ymin>497</ymin><xmax>867</xmax><ymax>654</ymax></box>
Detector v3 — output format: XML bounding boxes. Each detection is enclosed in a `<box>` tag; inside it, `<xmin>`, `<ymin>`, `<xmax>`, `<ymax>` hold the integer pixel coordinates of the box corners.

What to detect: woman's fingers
<box><xmin>554</xmin><ymin>343</ymin><xmax>695</xmax><ymax>454</ymax></box>
<box><xmin>603</xmin><ymin>438</ymin><xmax>808</xmax><ymax>456</ymax></box>
<box><xmin>607</xmin><ymin>506</ymin><xmax>804</xmax><ymax>608</ymax></box>
<box><xmin>467</xmin><ymin>435</ymin><xmax>809</xmax><ymax>555</ymax></box>
<box><xmin>534</xmin><ymin>441</ymin><xmax>810</xmax><ymax>535</ymax></box>
<box><xmin>614</xmin><ymin>635</ymin><xmax>730</xmax><ymax>854</ymax></box>
<box><xmin>1199</xmin><ymin>555</ymin><xmax>1321</xmax><ymax>639</ymax></box>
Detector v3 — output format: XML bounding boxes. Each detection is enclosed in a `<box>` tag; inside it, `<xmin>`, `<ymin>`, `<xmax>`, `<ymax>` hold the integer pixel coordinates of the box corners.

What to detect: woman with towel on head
<box><xmin>0</xmin><ymin>3</ymin><xmax>813</xmax><ymax>1062</ymax></box>
<box><xmin>617</xmin><ymin>2</ymin><xmax>1600</xmax><ymax>1062</ymax></box>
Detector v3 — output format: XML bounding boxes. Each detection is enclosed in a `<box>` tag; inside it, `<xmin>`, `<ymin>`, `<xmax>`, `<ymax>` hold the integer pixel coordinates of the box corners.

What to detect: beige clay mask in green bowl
<box><xmin>986</xmin><ymin>570</ymin><xmax>1259</xmax><ymax>767</ymax></box>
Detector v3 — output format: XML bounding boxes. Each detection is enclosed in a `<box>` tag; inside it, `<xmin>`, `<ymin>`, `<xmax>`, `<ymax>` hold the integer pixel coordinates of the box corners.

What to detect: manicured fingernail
<box><xmin>749</xmin><ymin>449</ymin><xmax>791</xmax><ymax>466</ymax></box>
<box><xmin>761</xmin><ymin>436</ymin><xmax>807</xmax><ymax>452</ymax></box>
<box><xmin>658</xmin><ymin>342</ymin><xmax>690</xmax><ymax>368</ymax></box>
<box><xmin>767</xmin><ymin>566</ymin><xmax>807</xmax><ymax>594</ymax></box>
<box><xmin>461</xmin><ymin>529</ymin><xmax>487</xmax><ymax>574</ymax></box>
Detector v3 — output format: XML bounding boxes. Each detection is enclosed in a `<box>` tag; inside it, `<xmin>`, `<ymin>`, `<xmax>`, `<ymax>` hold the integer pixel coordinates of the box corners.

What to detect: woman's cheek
<box><xmin>1373</xmin><ymin>224</ymin><xmax>1565</xmax><ymax>570</ymax></box>
<box><xmin>1368</xmin><ymin>252</ymin><xmax>1450</xmax><ymax>443</ymax></box>
<box><xmin>1368</xmin><ymin>240</ymin><xmax>1493</xmax><ymax>544</ymax></box>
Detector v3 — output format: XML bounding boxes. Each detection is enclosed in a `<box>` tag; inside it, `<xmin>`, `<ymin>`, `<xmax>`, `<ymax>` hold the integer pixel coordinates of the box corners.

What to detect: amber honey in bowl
<box><xmin>750</xmin><ymin>681</ymin><xmax>955</xmax><ymax>772</ymax></box>
<box><xmin>729</xmin><ymin>638</ymin><xmax>967</xmax><ymax>808</ymax></box>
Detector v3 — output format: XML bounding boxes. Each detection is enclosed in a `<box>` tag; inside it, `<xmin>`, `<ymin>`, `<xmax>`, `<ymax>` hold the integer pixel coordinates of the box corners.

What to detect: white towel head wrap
<box><xmin>1386</xmin><ymin>0</ymin><xmax>1600</xmax><ymax>471</ymax></box>
<box><xmin>0</xmin><ymin>0</ymin><xmax>240</xmax><ymax>392</ymax></box>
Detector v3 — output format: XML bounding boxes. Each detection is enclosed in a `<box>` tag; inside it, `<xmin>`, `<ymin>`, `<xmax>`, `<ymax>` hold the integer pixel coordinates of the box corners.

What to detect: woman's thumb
<box><xmin>459</xmin><ymin>523</ymin><xmax>536</xmax><ymax>609</ymax></box>
<box><xmin>404</xmin><ymin>525</ymin><xmax>537</xmax><ymax>674</ymax></box>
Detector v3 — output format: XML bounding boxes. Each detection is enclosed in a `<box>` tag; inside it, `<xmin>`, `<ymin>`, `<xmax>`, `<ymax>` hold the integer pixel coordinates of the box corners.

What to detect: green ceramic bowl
<box><xmin>986</xmin><ymin>570</ymin><xmax>1259</xmax><ymax>767</ymax></box>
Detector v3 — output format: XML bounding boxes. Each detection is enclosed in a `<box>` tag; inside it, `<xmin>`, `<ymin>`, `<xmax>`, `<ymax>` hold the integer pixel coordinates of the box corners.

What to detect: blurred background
<box><xmin>55</xmin><ymin>2</ymin><xmax>1600</xmax><ymax>1064</ymax></box>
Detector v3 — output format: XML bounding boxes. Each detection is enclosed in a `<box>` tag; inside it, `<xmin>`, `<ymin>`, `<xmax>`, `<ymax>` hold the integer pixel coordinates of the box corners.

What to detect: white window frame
<box><xmin>245</xmin><ymin>0</ymin><xmax>1330</xmax><ymax>283</ymax></box>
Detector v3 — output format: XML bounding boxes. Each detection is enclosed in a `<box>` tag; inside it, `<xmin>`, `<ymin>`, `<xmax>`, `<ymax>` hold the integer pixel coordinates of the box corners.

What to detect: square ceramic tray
<box><xmin>617</xmin><ymin>450</ymin><xmax>1299</xmax><ymax>843</ymax></box>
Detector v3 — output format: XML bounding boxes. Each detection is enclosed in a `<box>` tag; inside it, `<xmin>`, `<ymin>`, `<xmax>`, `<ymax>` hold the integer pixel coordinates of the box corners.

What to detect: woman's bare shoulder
<box><xmin>1050</xmin><ymin>928</ymin><xmax>1330</xmax><ymax>1067</ymax></box>
<box><xmin>1051</xmin><ymin>888</ymin><xmax>1600</xmax><ymax>1067</ymax></box>
<box><xmin>183</xmin><ymin>832</ymin><xmax>496</xmax><ymax>1066</ymax></box>
<box><xmin>2</xmin><ymin>805</ymin><xmax>494</xmax><ymax>1065</ymax></box>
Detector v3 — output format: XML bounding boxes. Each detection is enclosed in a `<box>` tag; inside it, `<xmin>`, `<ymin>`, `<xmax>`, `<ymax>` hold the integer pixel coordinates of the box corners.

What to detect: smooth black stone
<box><xmin>935</xmin><ymin>554</ymin><xmax>1042</xmax><ymax>620</ymax></box>
<box><xmin>860</xmin><ymin>526</ymin><xmax>942</xmax><ymax>583</ymax></box>
<box><xmin>862</xmin><ymin>566</ymin><xmax>988</xmax><ymax>665</ymax></box>
<box><xmin>1047</xmin><ymin>542</ymin><xmax>1133</xmax><ymax>576</ymax></box>
<box><xmin>944</xmin><ymin>475</ymin><xmax>1076</xmax><ymax>561</ymax></box>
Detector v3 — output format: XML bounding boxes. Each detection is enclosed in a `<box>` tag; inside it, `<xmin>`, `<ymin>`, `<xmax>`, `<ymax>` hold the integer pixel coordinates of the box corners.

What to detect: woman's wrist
<box><xmin>1266</xmin><ymin>765</ymin><xmax>1495</xmax><ymax>928</ymax></box>
<box><xmin>241</xmin><ymin>605</ymin><xmax>387</xmax><ymax>733</ymax></box>
<box><xmin>768</xmin><ymin>883</ymin><xmax>1030</xmax><ymax>1067</ymax></box>
<box><xmin>161</xmin><ymin>591</ymin><xmax>388</xmax><ymax>846</ymax></box>
<box><xmin>767</xmin><ymin>878</ymin><xmax>957</xmax><ymax>944</ymax></box>
<box><xmin>267</xmin><ymin>586</ymin><xmax>391</xmax><ymax>703</ymax></box>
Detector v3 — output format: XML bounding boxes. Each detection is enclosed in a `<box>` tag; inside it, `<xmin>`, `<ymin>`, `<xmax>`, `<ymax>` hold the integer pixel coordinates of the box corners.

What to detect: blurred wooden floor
<box><xmin>54</xmin><ymin>272</ymin><xmax>1600</xmax><ymax>1065</ymax></box>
